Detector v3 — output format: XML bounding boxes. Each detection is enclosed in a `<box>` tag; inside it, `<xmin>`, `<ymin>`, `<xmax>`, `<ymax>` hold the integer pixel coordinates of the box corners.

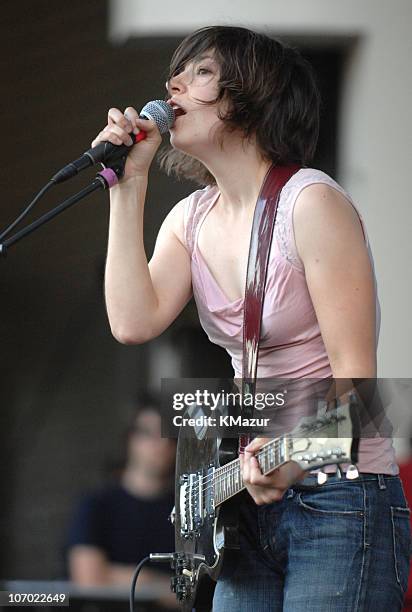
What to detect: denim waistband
<box><xmin>294</xmin><ymin>472</ymin><xmax>400</xmax><ymax>490</ymax></box>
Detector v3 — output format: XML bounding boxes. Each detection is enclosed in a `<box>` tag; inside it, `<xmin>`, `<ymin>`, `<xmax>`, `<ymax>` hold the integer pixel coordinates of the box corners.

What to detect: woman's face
<box><xmin>166</xmin><ymin>51</ymin><xmax>226</xmax><ymax>157</ymax></box>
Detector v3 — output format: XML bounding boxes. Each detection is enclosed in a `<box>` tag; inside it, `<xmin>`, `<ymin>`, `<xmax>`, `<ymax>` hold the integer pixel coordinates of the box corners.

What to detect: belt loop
<box><xmin>378</xmin><ymin>474</ymin><xmax>387</xmax><ymax>490</ymax></box>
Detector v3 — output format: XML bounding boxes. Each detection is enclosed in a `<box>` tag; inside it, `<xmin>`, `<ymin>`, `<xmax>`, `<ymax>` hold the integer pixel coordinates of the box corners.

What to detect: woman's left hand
<box><xmin>240</xmin><ymin>437</ymin><xmax>306</xmax><ymax>505</ymax></box>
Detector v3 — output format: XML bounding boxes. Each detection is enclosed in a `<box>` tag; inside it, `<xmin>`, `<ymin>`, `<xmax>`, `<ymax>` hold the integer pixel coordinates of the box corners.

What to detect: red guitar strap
<box><xmin>239</xmin><ymin>164</ymin><xmax>301</xmax><ymax>454</ymax></box>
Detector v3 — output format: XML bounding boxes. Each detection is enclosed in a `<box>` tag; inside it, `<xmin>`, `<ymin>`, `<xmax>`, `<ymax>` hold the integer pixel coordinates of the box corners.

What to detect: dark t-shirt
<box><xmin>66</xmin><ymin>484</ymin><xmax>175</xmax><ymax>565</ymax></box>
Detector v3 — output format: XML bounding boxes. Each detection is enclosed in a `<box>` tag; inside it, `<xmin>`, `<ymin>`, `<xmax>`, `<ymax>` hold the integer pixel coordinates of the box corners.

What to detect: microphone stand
<box><xmin>0</xmin><ymin>167</ymin><xmax>119</xmax><ymax>257</ymax></box>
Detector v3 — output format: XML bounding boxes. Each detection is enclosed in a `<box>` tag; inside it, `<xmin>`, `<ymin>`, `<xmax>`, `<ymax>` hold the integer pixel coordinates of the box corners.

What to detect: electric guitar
<box><xmin>170</xmin><ymin>397</ymin><xmax>359</xmax><ymax>610</ymax></box>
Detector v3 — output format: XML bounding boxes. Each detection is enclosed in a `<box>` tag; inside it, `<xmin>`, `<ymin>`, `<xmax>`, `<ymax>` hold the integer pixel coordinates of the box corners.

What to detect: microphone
<box><xmin>51</xmin><ymin>100</ymin><xmax>175</xmax><ymax>184</ymax></box>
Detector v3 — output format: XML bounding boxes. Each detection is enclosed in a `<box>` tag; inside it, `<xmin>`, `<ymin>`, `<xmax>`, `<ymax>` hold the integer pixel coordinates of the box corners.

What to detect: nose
<box><xmin>166</xmin><ymin>69</ymin><xmax>188</xmax><ymax>95</ymax></box>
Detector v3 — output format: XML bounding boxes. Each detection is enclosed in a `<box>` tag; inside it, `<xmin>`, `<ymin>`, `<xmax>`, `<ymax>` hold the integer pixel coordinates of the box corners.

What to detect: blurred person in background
<box><xmin>65</xmin><ymin>392</ymin><xmax>176</xmax><ymax>596</ymax></box>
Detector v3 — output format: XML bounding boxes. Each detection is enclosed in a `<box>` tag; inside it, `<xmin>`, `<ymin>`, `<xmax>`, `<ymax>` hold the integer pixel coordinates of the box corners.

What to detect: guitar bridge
<box><xmin>179</xmin><ymin>467</ymin><xmax>215</xmax><ymax>537</ymax></box>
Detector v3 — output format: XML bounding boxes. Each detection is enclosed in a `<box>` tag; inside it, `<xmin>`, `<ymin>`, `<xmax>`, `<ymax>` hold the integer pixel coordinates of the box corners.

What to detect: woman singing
<box><xmin>93</xmin><ymin>25</ymin><xmax>410</xmax><ymax>611</ymax></box>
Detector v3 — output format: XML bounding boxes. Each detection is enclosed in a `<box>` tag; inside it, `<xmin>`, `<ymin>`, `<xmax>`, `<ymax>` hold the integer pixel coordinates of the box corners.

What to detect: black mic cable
<box><xmin>0</xmin><ymin>100</ymin><xmax>175</xmax><ymax>243</ymax></box>
<box><xmin>0</xmin><ymin>181</ymin><xmax>54</xmax><ymax>243</ymax></box>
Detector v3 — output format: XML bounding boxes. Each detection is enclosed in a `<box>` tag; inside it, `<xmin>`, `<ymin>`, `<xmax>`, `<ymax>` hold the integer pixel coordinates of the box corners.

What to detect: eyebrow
<box><xmin>194</xmin><ymin>55</ymin><xmax>216</xmax><ymax>62</ymax></box>
<box><xmin>166</xmin><ymin>54</ymin><xmax>216</xmax><ymax>84</ymax></box>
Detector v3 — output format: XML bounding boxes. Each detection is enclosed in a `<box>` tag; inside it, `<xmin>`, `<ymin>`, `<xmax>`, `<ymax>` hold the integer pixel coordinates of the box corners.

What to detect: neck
<box><xmin>198</xmin><ymin>137</ymin><xmax>273</xmax><ymax>211</ymax></box>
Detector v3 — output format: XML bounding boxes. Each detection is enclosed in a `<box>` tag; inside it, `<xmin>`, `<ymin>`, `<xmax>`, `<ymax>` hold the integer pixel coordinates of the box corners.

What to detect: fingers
<box><xmin>243</xmin><ymin>450</ymin><xmax>267</xmax><ymax>486</ymax></box>
<box><xmin>123</xmin><ymin>106</ymin><xmax>139</xmax><ymax>129</ymax></box>
<box><xmin>241</xmin><ymin>450</ymin><xmax>265</xmax><ymax>487</ymax></box>
<box><xmin>108</xmin><ymin>107</ymin><xmax>134</xmax><ymax>131</ymax></box>
<box><xmin>91</xmin><ymin>106</ymin><xmax>142</xmax><ymax>149</ymax></box>
<box><xmin>241</xmin><ymin>450</ymin><xmax>287</xmax><ymax>505</ymax></box>
<box><xmin>244</xmin><ymin>437</ymin><xmax>271</xmax><ymax>454</ymax></box>
<box><xmin>241</xmin><ymin>454</ymin><xmax>284</xmax><ymax>505</ymax></box>
<box><xmin>123</xmin><ymin>106</ymin><xmax>161</xmax><ymax>137</ymax></box>
<box><xmin>92</xmin><ymin>123</ymin><xmax>134</xmax><ymax>148</ymax></box>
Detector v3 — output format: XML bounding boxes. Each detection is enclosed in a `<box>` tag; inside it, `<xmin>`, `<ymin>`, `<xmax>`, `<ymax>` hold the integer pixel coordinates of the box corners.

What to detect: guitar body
<box><xmin>173</xmin><ymin>434</ymin><xmax>238</xmax><ymax>611</ymax></box>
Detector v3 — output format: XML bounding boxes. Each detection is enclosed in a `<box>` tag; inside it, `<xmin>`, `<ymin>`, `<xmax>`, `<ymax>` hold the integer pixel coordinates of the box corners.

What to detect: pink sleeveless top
<box><xmin>182</xmin><ymin>168</ymin><xmax>398</xmax><ymax>475</ymax></box>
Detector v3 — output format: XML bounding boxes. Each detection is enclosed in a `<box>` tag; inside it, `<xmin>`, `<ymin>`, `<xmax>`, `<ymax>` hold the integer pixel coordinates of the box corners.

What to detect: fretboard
<box><xmin>213</xmin><ymin>437</ymin><xmax>285</xmax><ymax>505</ymax></box>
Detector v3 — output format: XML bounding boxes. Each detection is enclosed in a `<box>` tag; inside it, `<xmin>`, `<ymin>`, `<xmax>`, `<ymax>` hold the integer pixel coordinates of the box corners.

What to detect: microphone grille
<box><xmin>140</xmin><ymin>100</ymin><xmax>175</xmax><ymax>134</ymax></box>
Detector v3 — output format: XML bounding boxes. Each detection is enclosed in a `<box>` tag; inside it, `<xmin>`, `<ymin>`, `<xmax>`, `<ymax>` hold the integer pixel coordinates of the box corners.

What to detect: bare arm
<box><xmin>94</xmin><ymin>105</ymin><xmax>192</xmax><ymax>344</ymax></box>
<box><xmin>105</xmin><ymin>180</ymin><xmax>192</xmax><ymax>344</ymax></box>
<box><xmin>68</xmin><ymin>545</ymin><xmax>168</xmax><ymax>585</ymax></box>
<box><xmin>68</xmin><ymin>546</ymin><xmax>179</xmax><ymax>607</ymax></box>
<box><xmin>68</xmin><ymin>546</ymin><xmax>112</xmax><ymax>585</ymax></box>
<box><xmin>294</xmin><ymin>183</ymin><xmax>377</xmax><ymax>386</ymax></box>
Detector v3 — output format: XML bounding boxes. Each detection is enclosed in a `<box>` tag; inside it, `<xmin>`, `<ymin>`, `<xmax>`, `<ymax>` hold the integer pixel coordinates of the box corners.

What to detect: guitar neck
<box><xmin>213</xmin><ymin>437</ymin><xmax>285</xmax><ymax>506</ymax></box>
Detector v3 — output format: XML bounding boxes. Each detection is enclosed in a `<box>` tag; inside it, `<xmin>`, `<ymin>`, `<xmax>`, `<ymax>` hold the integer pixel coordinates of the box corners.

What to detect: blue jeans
<box><xmin>212</xmin><ymin>474</ymin><xmax>411</xmax><ymax>611</ymax></box>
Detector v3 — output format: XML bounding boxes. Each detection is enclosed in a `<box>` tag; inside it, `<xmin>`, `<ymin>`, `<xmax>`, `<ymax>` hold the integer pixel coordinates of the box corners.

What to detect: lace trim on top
<box><xmin>183</xmin><ymin>186</ymin><xmax>212</xmax><ymax>256</ymax></box>
<box><xmin>183</xmin><ymin>171</ymin><xmax>368</xmax><ymax>273</ymax></box>
<box><xmin>274</xmin><ymin>170</ymin><xmax>369</xmax><ymax>272</ymax></box>
<box><xmin>274</xmin><ymin>180</ymin><xmax>299</xmax><ymax>268</ymax></box>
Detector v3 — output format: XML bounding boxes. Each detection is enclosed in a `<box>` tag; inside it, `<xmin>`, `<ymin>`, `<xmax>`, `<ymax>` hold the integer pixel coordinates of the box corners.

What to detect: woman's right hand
<box><xmin>91</xmin><ymin>106</ymin><xmax>164</xmax><ymax>183</ymax></box>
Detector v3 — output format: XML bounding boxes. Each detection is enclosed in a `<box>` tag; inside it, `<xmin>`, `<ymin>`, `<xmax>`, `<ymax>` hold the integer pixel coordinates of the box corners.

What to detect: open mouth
<box><xmin>167</xmin><ymin>100</ymin><xmax>187</xmax><ymax>123</ymax></box>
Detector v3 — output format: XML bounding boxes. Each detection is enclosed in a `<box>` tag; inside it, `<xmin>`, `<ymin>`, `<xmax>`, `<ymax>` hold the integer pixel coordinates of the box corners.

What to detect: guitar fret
<box><xmin>261</xmin><ymin>450</ymin><xmax>267</xmax><ymax>473</ymax></box>
<box><xmin>276</xmin><ymin>440</ymin><xmax>283</xmax><ymax>465</ymax></box>
<box><xmin>261</xmin><ymin>449</ymin><xmax>266</xmax><ymax>473</ymax></box>
<box><xmin>256</xmin><ymin>439</ymin><xmax>283</xmax><ymax>476</ymax></box>
<box><xmin>213</xmin><ymin>441</ymin><xmax>285</xmax><ymax>506</ymax></box>
<box><xmin>213</xmin><ymin>461</ymin><xmax>238</xmax><ymax>504</ymax></box>
<box><xmin>258</xmin><ymin>446</ymin><xmax>269</xmax><ymax>474</ymax></box>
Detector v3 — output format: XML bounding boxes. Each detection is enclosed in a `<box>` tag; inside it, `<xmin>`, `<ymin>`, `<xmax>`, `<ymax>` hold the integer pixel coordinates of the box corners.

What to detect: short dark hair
<box><xmin>158</xmin><ymin>25</ymin><xmax>321</xmax><ymax>185</ymax></box>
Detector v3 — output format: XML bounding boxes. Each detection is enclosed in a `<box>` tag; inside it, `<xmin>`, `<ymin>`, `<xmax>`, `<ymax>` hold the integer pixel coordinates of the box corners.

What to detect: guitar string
<box><xmin>182</xmin><ymin>411</ymin><xmax>343</xmax><ymax>492</ymax></box>
<box><xmin>185</xmin><ymin>416</ymin><xmax>341</xmax><ymax>491</ymax></box>
<box><xmin>186</xmin><ymin>437</ymin><xmax>348</xmax><ymax>505</ymax></box>
<box><xmin>187</xmin><ymin>454</ymin><xmax>276</xmax><ymax>505</ymax></box>
<box><xmin>186</xmin><ymin>416</ymin><xmax>345</xmax><ymax>493</ymax></box>
<box><xmin>192</xmin><ymin>439</ymin><xmax>284</xmax><ymax>496</ymax></box>
<box><xmin>188</xmin><ymin>437</ymin><xmax>283</xmax><ymax>489</ymax></box>
<box><xmin>185</xmin><ymin>440</ymin><xmax>285</xmax><ymax>503</ymax></box>
<box><xmin>182</xmin><ymin>415</ymin><xmax>347</xmax><ymax>511</ymax></box>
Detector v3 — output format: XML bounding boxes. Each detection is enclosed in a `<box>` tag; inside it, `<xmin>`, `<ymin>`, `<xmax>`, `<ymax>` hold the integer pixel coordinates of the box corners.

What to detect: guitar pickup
<box><xmin>179</xmin><ymin>471</ymin><xmax>209</xmax><ymax>537</ymax></box>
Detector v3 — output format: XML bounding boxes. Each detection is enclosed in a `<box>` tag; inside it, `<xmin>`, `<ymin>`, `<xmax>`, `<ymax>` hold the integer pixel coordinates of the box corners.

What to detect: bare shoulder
<box><xmin>294</xmin><ymin>182</ymin><xmax>361</xmax><ymax>228</ymax></box>
<box><xmin>293</xmin><ymin>182</ymin><xmax>366</xmax><ymax>265</ymax></box>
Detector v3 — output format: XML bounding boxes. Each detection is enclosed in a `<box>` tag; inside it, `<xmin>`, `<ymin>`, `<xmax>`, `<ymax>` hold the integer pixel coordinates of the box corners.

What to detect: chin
<box><xmin>169</xmin><ymin>134</ymin><xmax>210</xmax><ymax>162</ymax></box>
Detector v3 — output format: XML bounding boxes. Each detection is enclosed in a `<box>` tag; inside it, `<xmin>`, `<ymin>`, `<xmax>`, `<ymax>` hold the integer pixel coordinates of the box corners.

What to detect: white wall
<box><xmin>109</xmin><ymin>0</ymin><xmax>412</xmax><ymax>376</ymax></box>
